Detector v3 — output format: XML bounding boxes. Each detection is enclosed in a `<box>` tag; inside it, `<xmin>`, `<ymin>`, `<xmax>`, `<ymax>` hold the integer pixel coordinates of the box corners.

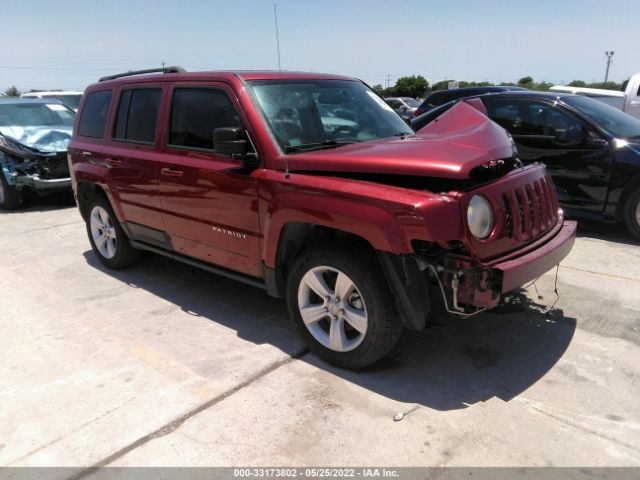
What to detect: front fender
<box><xmin>256</xmin><ymin>170</ymin><xmax>462</xmax><ymax>268</ymax></box>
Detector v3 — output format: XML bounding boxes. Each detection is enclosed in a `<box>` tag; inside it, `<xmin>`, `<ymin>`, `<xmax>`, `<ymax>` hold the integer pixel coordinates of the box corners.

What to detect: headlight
<box><xmin>467</xmin><ymin>195</ymin><xmax>494</xmax><ymax>239</ymax></box>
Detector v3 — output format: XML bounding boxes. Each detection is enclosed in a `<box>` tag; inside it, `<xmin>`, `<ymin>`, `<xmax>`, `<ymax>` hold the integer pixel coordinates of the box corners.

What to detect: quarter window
<box><xmin>113</xmin><ymin>88</ymin><xmax>162</xmax><ymax>143</ymax></box>
<box><xmin>169</xmin><ymin>88</ymin><xmax>242</xmax><ymax>150</ymax></box>
<box><xmin>78</xmin><ymin>90</ymin><xmax>112</xmax><ymax>138</ymax></box>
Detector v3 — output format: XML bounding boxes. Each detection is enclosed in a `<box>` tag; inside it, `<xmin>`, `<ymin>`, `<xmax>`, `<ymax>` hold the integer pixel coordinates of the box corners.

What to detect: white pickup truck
<box><xmin>550</xmin><ymin>73</ymin><xmax>640</xmax><ymax>119</ymax></box>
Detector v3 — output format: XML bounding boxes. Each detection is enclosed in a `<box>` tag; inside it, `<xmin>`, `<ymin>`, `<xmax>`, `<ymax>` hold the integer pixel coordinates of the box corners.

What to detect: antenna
<box><xmin>274</xmin><ymin>3</ymin><xmax>289</xmax><ymax>178</ymax></box>
<box><xmin>274</xmin><ymin>4</ymin><xmax>282</xmax><ymax>72</ymax></box>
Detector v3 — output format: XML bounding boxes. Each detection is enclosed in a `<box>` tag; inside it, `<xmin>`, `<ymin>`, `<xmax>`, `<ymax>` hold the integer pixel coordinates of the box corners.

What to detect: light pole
<box><xmin>604</xmin><ymin>51</ymin><xmax>615</xmax><ymax>83</ymax></box>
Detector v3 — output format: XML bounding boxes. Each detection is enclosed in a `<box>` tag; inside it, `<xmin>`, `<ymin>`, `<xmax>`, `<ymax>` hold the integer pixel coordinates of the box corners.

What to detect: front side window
<box><xmin>78</xmin><ymin>90</ymin><xmax>112</xmax><ymax>138</ymax></box>
<box><xmin>488</xmin><ymin>99</ymin><xmax>585</xmax><ymax>144</ymax></box>
<box><xmin>113</xmin><ymin>88</ymin><xmax>162</xmax><ymax>143</ymax></box>
<box><xmin>526</xmin><ymin>103</ymin><xmax>583</xmax><ymax>142</ymax></box>
<box><xmin>169</xmin><ymin>88</ymin><xmax>242</xmax><ymax>150</ymax></box>
<box><xmin>248</xmin><ymin>79</ymin><xmax>412</xmax><ymax>153</ymax></box>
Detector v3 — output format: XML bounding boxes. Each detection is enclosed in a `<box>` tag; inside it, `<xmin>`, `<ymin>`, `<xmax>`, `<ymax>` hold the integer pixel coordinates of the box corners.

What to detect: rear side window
<box><xmin>169</xmin><ymin>88</ymin><xmax>242</xmax><ymax>150</ymax></box>
<box><xmin>78</xmin><ymin>90</ymin><xmax>112</xmax><ymax>138</ymax></box>
<box><xmin>113</xmin><ymin>88</ymin><xmax>162</xmax><ymax>143</ymax></box>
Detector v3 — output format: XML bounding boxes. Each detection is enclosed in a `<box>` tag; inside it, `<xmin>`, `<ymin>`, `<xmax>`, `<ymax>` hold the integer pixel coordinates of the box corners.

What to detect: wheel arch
<box><xmin>262</xmin><ymin>222</ymin><xmax>433</xmax><ymax>331</ymax></box>
<box><xmin>262</xmin><ymin>222</ymin><xmax>376</xmax><ymax>298</ymax></box>
<box><xmin>616</xmin><ymin>171</ymin><xmax>640</xmax><ymax>220</ymax></box>
<box><xmin>76</xmin><ymin>181</ymin><xmax>108</xmax><ymax>221</ymax></box>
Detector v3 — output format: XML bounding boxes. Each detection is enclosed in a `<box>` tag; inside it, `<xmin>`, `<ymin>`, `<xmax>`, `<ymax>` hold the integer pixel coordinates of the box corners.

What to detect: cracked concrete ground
<box><xmin>1</xmin><ymin>200</ymin><xmax>639</xmax><ymax>477</ymax></box>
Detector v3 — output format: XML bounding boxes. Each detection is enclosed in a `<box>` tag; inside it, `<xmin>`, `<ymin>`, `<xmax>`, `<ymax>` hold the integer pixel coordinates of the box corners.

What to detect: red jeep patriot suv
<box><xmin>69</xmin><ymin>67</ymin><xmax>576</xmax><ymax>369</ymax></box>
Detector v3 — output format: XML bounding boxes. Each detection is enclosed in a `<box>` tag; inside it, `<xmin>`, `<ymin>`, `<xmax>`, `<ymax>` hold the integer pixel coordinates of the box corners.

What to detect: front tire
<box><xmin>85</xmin><ymin>195</ymin><xmax>141</xmax><ymax>269</ymax></box>
<box><xmin>286</xmin><ymin>246</ymin><xmax>403</xmax><ymax>369</ymax></box>
<box><xmin>0</xmin><ymin>171</ymin><xmax>22</xmax><ymax>210</ymax></box>
<box><xmin>623</xmin><ymin>187</ymin><xmax>640</xmax><ymax>241</ymax></box>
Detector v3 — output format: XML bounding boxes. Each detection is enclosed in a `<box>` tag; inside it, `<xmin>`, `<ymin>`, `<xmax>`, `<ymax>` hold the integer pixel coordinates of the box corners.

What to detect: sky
<box><xmin>1</xmin><ymin>0</ymin><xmax>638</xmax><ymax>92</ymax></box>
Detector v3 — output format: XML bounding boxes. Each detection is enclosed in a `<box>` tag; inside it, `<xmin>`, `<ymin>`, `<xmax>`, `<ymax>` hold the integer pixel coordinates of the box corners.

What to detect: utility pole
<box><xmin>385</xmin><ymin>74</ymin><xmax>392</xmax><ymax>89</ymax></box>
<box><xmin>604</xmin><ymin>51</ymin><xmax>615</xmax><ymax>83</ymax></box>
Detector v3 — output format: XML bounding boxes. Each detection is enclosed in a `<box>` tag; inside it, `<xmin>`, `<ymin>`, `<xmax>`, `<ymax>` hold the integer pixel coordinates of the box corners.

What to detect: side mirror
<box><xmin>587</xmin><ymin>134</ymin><xmax>609</xmax><ymax>148</ymax></box>
<box><xmin>214</xmin><ymin>127</ymin><xmax>249</xmax><ymax>156</ymax></box>
<box><xmin>213</xmin><ymin>127</ymin><xmax>259</xmax><ymax>168</ymax></box>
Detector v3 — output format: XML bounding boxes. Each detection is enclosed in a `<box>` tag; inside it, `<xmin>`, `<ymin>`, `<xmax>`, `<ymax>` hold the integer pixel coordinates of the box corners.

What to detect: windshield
<box><xmin>0</xmin><ymin>102</ymin><xmax>75</xmax><ymax>127</ymax></box>
<box><xmin>248</xmin><ymin>79</ymin><xmax>413</xmax><ymax>152</ymax></box>
<box><xmin>563</xmin><ymin>95</ymin><xmax>640</xmax><ymax>139</ymax></box>
<box><xmin>401</xmin><ymin>97</ymin><xmax>421</xmax><ymax>108</ymax></box>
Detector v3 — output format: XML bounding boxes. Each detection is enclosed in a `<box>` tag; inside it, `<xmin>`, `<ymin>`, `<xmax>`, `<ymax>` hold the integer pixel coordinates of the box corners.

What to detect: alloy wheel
<box><xmin>90</xmin><ymin>206</ymin><xmax>117</xmax><ymax>259</ymax></box>
<box><xmin>297</xmin><ymin>266</ymin><xmax>368</xmax><ymax>352</ymax></box>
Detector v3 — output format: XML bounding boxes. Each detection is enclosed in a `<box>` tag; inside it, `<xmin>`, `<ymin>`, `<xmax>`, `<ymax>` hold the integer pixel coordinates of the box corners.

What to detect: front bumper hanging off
<box><xmin>439</xmin><ymin>220</ymin><xmax>577</xmax><ymax>312</ymax></box>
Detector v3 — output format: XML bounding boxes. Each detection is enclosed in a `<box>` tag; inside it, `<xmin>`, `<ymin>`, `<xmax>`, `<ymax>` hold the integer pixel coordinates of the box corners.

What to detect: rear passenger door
<box><xmin>103</xmin><ymin>84</ymin><xmax>166</xmax><ymax>238</ymax></box>
<box><xmin>157</xmin><ymin>83</ymin><xmax>262</xmax><ymax>277</ymax></box>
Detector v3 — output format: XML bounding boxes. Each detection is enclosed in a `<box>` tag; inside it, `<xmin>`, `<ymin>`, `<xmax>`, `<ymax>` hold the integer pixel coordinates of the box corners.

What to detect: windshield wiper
<box><xmin>284</xmin><ymin>138</ymin><xmax>358</xmax><ymax>153</ymax></box>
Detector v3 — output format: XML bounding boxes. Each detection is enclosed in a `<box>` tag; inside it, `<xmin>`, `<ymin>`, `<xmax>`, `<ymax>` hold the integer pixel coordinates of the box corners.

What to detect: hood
<box><xmin>282</xmin><ymin>101</ymin><xmax>515</xmax><ymax>180</ymax></box>
<box><xmin>0</xmin><ymin>125</ymin><xmax>72</xmax><ymax>153</ymax></box>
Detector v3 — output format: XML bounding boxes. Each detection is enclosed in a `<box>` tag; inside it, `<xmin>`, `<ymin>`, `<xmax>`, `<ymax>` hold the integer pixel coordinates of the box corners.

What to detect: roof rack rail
<box><xmin>99</xmin><ymin>66</ymin><xmax>186</xmax><ymax>82</ymax></box>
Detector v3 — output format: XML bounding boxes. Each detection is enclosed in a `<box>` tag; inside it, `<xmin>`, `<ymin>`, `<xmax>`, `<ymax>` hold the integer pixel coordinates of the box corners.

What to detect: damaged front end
<box><xmin>0</xmin><ymin>129</ymin><xmax>72</xmax><ymax>208</ymax></box>
<box><xmin>377</xmin><ymin>101</ymin><xmax>577</xmax><ymax>326</ymax></box>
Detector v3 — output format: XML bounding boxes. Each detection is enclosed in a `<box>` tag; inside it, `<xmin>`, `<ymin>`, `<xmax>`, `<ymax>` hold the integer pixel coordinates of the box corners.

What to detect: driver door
<box><xmin>156</xmin><ymin>84</ymin><xmax>262</xmax><ymax>277</ymax></box>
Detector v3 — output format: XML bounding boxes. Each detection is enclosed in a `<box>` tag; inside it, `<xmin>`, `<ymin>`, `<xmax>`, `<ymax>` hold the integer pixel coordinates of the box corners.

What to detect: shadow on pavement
<box><xmin>333</xmin><ymin>291</ymin><xmax>576</xmax><ymax>410</ymax></box>
<box><xmin>575</xmin><ymin>219</ymin><xmax>638</xmax><ymax>247</ymax></box>
<box><xmin>0</xmin><ymin>190</ymin><xmax>75</xmax><ymax>214</ymax></box>
<box><xmin>83</xmin><ymin>250</ymin><xmax>576</xmax><ymax>412</ymax></box>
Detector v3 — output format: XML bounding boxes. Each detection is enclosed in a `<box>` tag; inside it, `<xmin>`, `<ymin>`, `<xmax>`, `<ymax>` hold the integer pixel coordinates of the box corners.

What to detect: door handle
<box><xmin>629</xmin><ymin>101</ymin><xmax>640</xmax><ymax>106</ymax></box>
<box><xmin>160</xmin><ymin>167</ymin><xmax>184</xmax><ymax>177</ymax></box>
<box><xmin>81</xmin><ymin>151</ymin><xmax>92</xmax><ymax>157</ymax></box>
<box><xmin>105</xmin><ymin>158</ymin><xmax>123</xmax><ymax>168</ymax></box>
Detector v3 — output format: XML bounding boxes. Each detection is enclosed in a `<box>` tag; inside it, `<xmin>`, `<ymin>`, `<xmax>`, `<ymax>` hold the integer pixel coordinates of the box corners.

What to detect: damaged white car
<box><xmin>0</xmin><ymin>98</ymin><xmax>74</xmax><ymax>209</ymax></box>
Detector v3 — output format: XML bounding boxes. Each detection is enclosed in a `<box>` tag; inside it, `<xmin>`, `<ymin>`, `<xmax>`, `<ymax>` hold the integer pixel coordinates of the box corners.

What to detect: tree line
<box><xmin>371</xmin><ymin>75</ymin><xmax>624</xmax><ymax>99</ymax></box>
<box><xmin>1</xmin><ymin>86</ymin><xmax>68</xmax><ymax>97</ymax></box>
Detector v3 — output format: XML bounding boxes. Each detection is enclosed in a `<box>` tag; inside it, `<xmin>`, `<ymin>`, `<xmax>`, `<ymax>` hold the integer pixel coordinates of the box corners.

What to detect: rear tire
<box><xmin>85</xmin><ymin>195</ymin><xmax>141</xmax><ymax>269</ymax></box>
<box><xmin>623</xmin><ymin>187</ymin><xmax>640</xmax><ymax>241</ymax></box>
<box><xmin>0</xmin><ymin>171</ymin><xmax>22</xmax><ymax>210</ymax></box>
<box><xmin>286</xmin><ymin>245</ymin><xmax>403</xmax><ymax>369</ymax></box>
